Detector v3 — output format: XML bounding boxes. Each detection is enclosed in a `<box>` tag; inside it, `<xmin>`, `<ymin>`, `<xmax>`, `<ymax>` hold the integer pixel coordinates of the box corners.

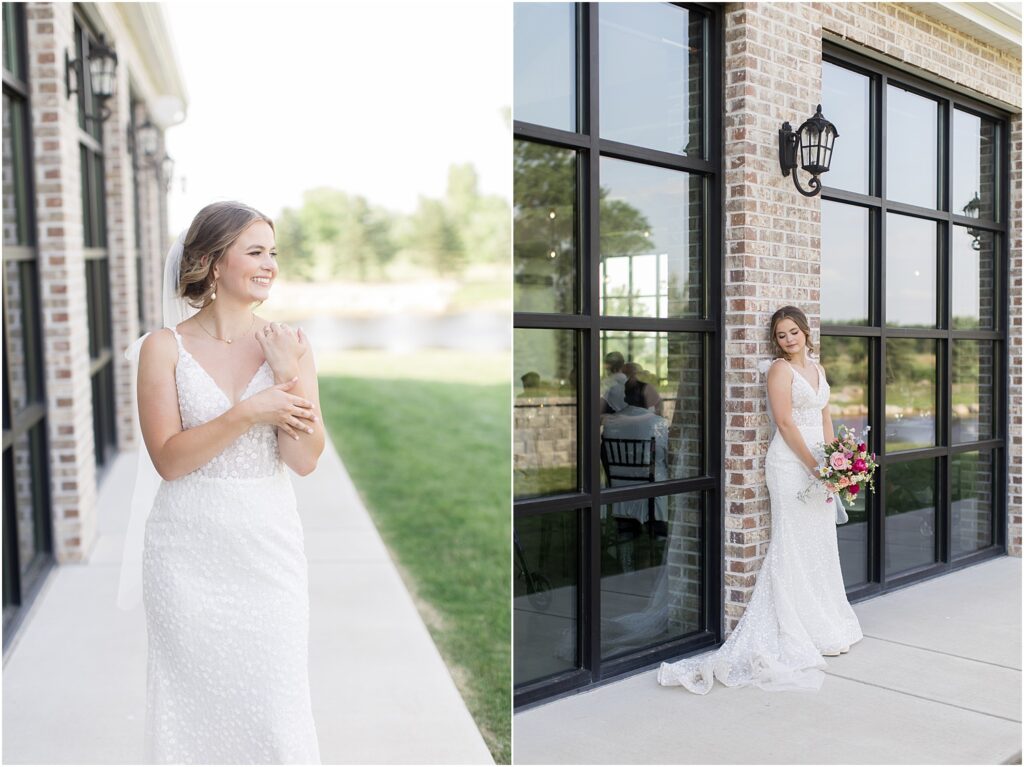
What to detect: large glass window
<box><xmin>2</xmin><ymin>2</ymin><xmax>53</xmax><ymax>641</ymax></box>
<box><xmin>513</xmin><ymin>3</ymin><xmax>720</xmax><ymax>706</ymax></box>
<box><xmin>822</xmin><ymin>48</ymin><xmax>1007</xmax><ymax>596</ymax></box>
<box><xmin>75</xmin><ymin>15</ymin><xmax>117</xmax><ymax>470</ymax></box>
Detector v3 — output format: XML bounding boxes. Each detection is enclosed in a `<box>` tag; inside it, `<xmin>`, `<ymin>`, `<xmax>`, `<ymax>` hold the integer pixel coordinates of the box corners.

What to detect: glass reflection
<box><xmin>514</xmin><ymin>328</ymin><xmax>578</xmax><ymax>499</ymax></box>
<box><xmin>599</xmin><ymin>331</ymin><xmax>702</xmax><ymax>485</ymax></box>
<box><xmin>12</xmin><ymin>428</ymin><xmax>37</xmax><ymax>577</ymax></box>
<box><xmin>822</xmin><ymin>62</ymin><xmax>870</xmax><ymax>194</ymax></box>
<box><xmin>821</xmin><ymin>201</ymin><xmax>869</xmax><ymax>325</ymax></box>
<box><xmin>952</xmin><ymin>226</ymin><xmax>996</xmax><ymax>329</ymax></box>
<box><xmin>885</xmin><ymin>459</ymin><xmax>937</xmax><ymax>576</ymax></box>
<box><xmin>3</xmin><ymin>92</ymin><xmax>30</xmax><ymax>246</ymax></box>
<box><xmin>599</xmin><ymin>158</ymin><xmax>703</xmax><ymax>319</ymax></box>
<box><xmin>820</xmin><ymin>336</ymin><xmax>870</xmax><ymax>587</ymax></box>
<box><xmin>885</xmin><ymin>338</ymin><xmax>936</xmax><ymax>451</ymax></box>
<box><xmin>600</xmin><ymin>491</ymin><xmax>702</xmax><ymax>659</ymax></box>
<box><xmin>951</xmin><ymin>450</ymin><xmax>995</xmax><ymax>557</ymax></box>
<box><xmin>513</xmin><ymin>3</ymin><xmax>575</xmax><ymax>131</ymax></box>
<box><xmin>514</xmin><ymin>141</ymin><xmax>577</xmax><ymax>314</ymax></box>
<box><xmin>952</xmin><ymin>340</ymin><xmax>995</xmax><ymax>443</ymax></box>
<box><xmin>514</xmin><ymin>510</ymin><xmax>579</xmax><ymax>685</ymax></box>
<box><xmin>886</xmin><ymin>213</ymin><xmax>936</xmax><ymax>328</ymax></box>
<box><xmin>952</xmin><ymin>109</ymin><xmax>998</xmax><ymax>222</ymax></box>
<box><xmin>886</xmin><ymin>84</ymin><xmax>938</xmax><ymax>208</ymax></box>
<box><xmin>599</xmin><ymin>3</ymin><xmax>703</xmax><ymax>156</ymax></box>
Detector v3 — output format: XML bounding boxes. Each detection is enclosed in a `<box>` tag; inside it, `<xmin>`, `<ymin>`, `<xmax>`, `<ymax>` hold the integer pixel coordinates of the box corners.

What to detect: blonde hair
<box><xmin>769</xmin><ymin>305</ymin><xmax>816</xmax><ymax>359</ymax></box>
<box><xmin>179</xmin><ymin>201</ymin><xmax>275</xmax><ymax>308</ymax></box>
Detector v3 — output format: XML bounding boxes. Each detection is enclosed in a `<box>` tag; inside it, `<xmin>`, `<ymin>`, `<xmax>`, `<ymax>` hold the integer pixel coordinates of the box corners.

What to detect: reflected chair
<box><xmin>600</xmin><ymin>436</ymin><xmax>658</xmax><ymax>570</ymax></box>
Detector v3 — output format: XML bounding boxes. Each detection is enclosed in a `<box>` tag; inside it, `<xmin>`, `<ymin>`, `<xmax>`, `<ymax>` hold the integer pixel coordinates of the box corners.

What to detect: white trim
<box><xmin>903</xmin><ymin>2</ymin><xmax>1022</xmax><ymax>56</ymax></box>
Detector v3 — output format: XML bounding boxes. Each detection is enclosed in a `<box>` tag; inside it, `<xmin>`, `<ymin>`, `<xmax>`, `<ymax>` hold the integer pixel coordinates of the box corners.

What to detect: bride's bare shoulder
<box><xmin>140</xmin><ymin>327</ymin><xmax>177</xmax><ymax>363</ymax></box>
<box><xmin>765</xmin><ymin>358</ymin><xmax>790</xmax><ymax>380</ymax></box>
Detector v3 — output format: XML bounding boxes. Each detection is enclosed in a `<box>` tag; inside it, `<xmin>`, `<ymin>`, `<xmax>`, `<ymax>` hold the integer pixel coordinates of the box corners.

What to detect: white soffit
<box><xmin>116</xmin><ymin>3</ymin><xmax>189</xmax><ymax>125</ymax></box>
<box><xmin>903</xmin><ymin>2</ymin><xmax>1022</xmax><ymax>57</ymax></box>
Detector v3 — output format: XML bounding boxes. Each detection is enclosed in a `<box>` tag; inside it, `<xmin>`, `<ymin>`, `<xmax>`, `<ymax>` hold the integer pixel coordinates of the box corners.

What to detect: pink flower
<box><xmin>829</xmin><ymin>452</ymin><xmax>849</xmax><ymax>470</ymax></box>
<box><xmin>852</xmin><ymin>458</ymin><xmax>867</xmax><ymax>472</ymax></box>
<box><xmin>838</xmin><ymin>476</ymin><xmax>851</xmax><ymax>488</ymax></box>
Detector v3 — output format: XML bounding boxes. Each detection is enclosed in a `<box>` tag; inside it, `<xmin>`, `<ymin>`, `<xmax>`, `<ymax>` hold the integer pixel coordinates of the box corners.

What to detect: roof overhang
<box><xmin>902</xmin><ymin>2</ymin><xmax>1022</xmax><ymax>57</ymax></box>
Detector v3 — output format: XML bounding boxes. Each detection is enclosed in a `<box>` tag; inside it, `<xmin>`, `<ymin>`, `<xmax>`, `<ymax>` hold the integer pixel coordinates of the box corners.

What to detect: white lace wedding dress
<box><xmin>142</xmin><ymin>328</ymin><xmax>321</xmax><ymax>763</ymax></box>
<box><xmin>657</xmin><ymin>358</ymin><xmax>863</xmax><ymax>694</ymax></box>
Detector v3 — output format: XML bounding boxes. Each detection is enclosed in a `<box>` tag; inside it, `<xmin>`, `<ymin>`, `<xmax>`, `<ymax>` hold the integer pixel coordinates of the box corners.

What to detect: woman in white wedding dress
<box><xmin>658</xmin><ymin>305</ymin><xmax>863</xmax><ymax>694</ymax></box>
<box><xmin>129</xmin><ymin>202</ymin><xmax>323</xmax><ymax>762</ymax></box>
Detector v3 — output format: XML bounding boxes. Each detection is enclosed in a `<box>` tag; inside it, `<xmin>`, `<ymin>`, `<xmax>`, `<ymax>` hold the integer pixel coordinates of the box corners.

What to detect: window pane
<box><xmin>885</xmin><ymin>458</ymin><xmax>937</xmax><ymax>576</ymax></box>
<box><xmin>885</xmin><ymin>338</ymin><xmax>936</xmax><ymax>451</ymax></box>
<box><xmin>514</xmin><ymin>328</ymin><xmax>578</xmax><ymax>499</ymax></box>
<box><xmin>12</xmin><ymin>428</ymin><xmax>38</xmax><ymax>577</ymax></box>
<box><xmin>3</xmin><ymin>4</ymin><xmax>24</xmax><ymax>80</ymax></box>
<box><xmin>514</xmin><ymin>510</ymin><xmax>579</xmax><ymax>685</ymax></box>
<box><xmin>952</xmin><ymin>109</ymin><xmax>998</xmax><ymax>222</ymax></box>
<box><xmin>513</xmin><ymin>3</ymin><xmax>575</xmax><ymax>131</ymax></box>
<box><xmin>3</xmin><ymin>260</ymin><xmax>43</xmax><ymax>412</ymax></box>
<box><xmin>601</xmin><ymin>490</ymin><xmax>702</xmax><ymax>660</ymax></box>
<box><xmin>951</xmin><ymin>450</ymin><xmax>995</xmax><ymax>557</ymax></box>
<box><xmin>820</xmin><ymin>336</ymin><xmax>870</xmax><ymax>587</ymax></box>
<box><xmin>885</xmin><ymin>213</ymin><xmax>936</xmax><ymax>328</ymax></box>
<box><xmin>952</xmin><ymin>226</ymin><xmax>996</xmax><ymax>330</ymax></box>
<box><xmin>514</xmin><ymin>141</ymin><xmax>577</xmax><ymax>314</ymax></box>
<box><xmin>952</xmin><ymin>340</ymin><xmax>995</xmax><ymax>443</ymax></box>
<box><xmin>599</xmin><ymin>158</ymin><xmax>703</xmax><ymax>319</ymax></box>
<box><xmin>3</xmin><ymin>93</ymin><xmax>31</xmax><ymax>247</ymax></box>
<box><xmin>822</xmin><ymin>62</ymin><xmax>870</xmax><ymax>194</ymax></box>
<box><xmin>821</xmin><ymin>201</ymin><xmax>869</xmax><ymax>325</ymax></box>
<box><xmin>599</xmin><ymin>3</ymin><xmax>703</xmax><ymax>157</ymax></box>
<box><xmin>599</xmin><ymin>331</ymin><xmax>702</xmax><ymax>485</ymax></box>
<box><xmin>886</xmin><ymin>84</ymin><xmax>938</xmax><ymax>208</ymax></box>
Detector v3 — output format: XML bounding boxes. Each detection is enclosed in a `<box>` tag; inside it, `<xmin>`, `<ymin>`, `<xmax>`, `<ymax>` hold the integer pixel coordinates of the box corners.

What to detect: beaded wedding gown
<box><xmin>142</xmin><ymin>328</ymin><xmax>321</xmax><ymax>763</ymax></box>
<box><xmin>657</xmin><ymin>358</ymin><xmax>863</xmax><ymax>694</ymax></box>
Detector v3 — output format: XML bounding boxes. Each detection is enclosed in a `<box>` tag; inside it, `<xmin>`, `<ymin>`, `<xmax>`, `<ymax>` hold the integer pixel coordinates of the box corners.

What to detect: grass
<box><xmin>316</xmin><ymin>349</ymin><xmax>510</xmax><ymax>764</ymax></box>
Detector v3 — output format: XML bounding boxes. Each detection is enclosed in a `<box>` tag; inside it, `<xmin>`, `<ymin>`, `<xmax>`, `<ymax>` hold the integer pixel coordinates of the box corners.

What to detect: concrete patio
<box><xmin>515</xmin><ymin>555</ymin><xmax>1022</xmax><ymax>765</ymax></box>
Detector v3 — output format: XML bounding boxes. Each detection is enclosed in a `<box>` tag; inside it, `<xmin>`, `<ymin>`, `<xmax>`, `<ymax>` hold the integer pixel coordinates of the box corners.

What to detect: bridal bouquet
<box><xmin>798</xmin><ymin>424</ymin><xmax>878</xmax><ymax>505</ymax></box>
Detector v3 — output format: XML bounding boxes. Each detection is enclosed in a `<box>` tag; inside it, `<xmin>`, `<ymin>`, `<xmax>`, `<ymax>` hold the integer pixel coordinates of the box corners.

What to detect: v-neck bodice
<box><xmin>169</xmin><ymin>328</ymin><xmax>281</xmax><ymax>479</ymax></box>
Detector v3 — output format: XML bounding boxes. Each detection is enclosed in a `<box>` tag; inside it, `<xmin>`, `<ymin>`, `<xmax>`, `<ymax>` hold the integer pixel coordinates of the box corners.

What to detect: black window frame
<box><xmin>820</xmin><ymin>43</ymin><xmax>1009</xmax><ymax>603</ymax></box>
<box><xmin>74</xmin><ymin>11</ymin><xmax>117</xmax><ymax>472</ymax></box>
<box><xmin>2</xmin><ymin>1</ymin><xmax>54</xmax><ymax>646</ymax></box>
<box><xmin>513</xmin><ymin>1</ymin><xmax>724</xmax><ymax>709</ymax></box>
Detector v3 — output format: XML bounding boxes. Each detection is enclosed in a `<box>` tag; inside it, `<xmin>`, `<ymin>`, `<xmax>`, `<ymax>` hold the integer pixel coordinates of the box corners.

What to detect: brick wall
<box><xmin>28</xmin><ymin>2</ymin><xmax>97</xmax><ymax>562</ymax></box>
<box><xmin>722</xmin><ymin>1</ymin><xmax>824</xmax><ymax>631</ymax></box>
<box><xmin>721</xmin><ymin>1</ymin><xmax>1022</xmax><ymax>632</ymax></box>
<box><xmin>1009</xmin><ymin>115</ymin><xmax>1022</xmax><ymax>556</ymax></box>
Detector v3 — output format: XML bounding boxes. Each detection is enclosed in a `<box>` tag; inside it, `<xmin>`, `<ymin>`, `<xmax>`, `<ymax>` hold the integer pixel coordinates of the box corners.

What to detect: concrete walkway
<box><xmin>3</xmin><ymin>436</ymin><xmax>493</xmax><ymax>765</ymax></box>
<box><xmin>515</xmin><ymin>556</ymin><xmax>1022</xmax><ymax>765</ymax></box>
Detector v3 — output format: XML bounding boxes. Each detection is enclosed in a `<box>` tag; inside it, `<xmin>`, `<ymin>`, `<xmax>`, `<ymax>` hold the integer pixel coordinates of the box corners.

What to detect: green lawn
<box><xmin>317</xmin><ymin>349</ymin><xmax>510</xmax><ymax>764</ymax></box>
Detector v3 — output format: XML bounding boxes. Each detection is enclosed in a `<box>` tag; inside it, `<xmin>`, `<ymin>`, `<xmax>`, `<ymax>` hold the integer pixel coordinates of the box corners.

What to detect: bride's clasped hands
<box><xmin>243</xmin><ymin>322</ymin><xmax>318</xmax><ymax>441</ymax></box>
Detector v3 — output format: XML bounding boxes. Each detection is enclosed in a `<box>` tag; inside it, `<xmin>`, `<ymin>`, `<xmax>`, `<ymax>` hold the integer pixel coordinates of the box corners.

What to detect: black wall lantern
<box><xmin>65</xmin><ymin>33</ymin><xmax>118</xmax><ymax>123</ymax></box>
<box><xmin>779</xmin><ymin>104</ymin><xmax>838</xmax><ymax>197</ymax></box>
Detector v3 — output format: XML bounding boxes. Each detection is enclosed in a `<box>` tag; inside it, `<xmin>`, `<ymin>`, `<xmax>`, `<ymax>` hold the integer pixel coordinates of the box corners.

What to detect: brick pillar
<box><xmin>27</xmin><ymin>2</ymin><xmax>96</xmax><ymax>562</ymax></box>
<box><xmin>1008</xmin><ymin>114</ymin><xmax>1022</xmax><ymax>556</ymax></box>
<box><xmin>102</xmin><ymin>44</ymin><xmax>141</xmax><ymax>451</ymax></box>
<box><xmin>721</xmin><ymin>2</ymin><xmax>824</xmax><ymax>632</ymax></box>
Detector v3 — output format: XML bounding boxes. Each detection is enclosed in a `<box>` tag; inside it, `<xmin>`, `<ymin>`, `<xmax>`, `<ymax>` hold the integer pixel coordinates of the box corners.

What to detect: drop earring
<box><xmin>211</xmin><ymin>279</ymin><xmax>217</xmax><ymax>301</ymax></box>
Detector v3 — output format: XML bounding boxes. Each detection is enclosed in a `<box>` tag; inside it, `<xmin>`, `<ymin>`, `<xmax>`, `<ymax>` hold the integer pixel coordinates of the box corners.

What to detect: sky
<box><xmin>161</xmin><ymin>2</ymin><xmax>511</xmax><ymax>233</ymax></box>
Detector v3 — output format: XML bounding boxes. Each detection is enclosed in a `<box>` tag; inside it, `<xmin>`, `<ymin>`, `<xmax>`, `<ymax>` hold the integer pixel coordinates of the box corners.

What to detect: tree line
<box><xmin>274</xmin><ymin>163</ymin><xmax>509</xmax><ymax>281</ymax></box>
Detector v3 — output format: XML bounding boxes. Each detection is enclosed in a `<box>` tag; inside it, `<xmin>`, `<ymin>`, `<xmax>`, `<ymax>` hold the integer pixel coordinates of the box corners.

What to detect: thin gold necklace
<box><xmin>196</xmin><ymin>313</ymin><xmax>254</xmax><ymax>344</ymax></box>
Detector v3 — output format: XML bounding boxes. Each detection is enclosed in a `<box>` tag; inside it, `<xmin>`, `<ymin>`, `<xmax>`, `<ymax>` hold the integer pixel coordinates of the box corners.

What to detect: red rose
<box><xmin>848</xmin><ymin>483</ymin><xmax>860</xmax><ymax>495</ymax></box>
<box><xmin>857</xmin><ymin>442</ymin><xmax>867</xmax><ymax>452</ymax></box>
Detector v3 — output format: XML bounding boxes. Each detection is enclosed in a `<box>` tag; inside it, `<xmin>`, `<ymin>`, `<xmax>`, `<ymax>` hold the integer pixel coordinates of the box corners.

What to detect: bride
<box><xmin>120</xmin><ymin>201</ymin><xmax>323</xmax><ymax>762</ymax></box>
<box><xmin>658</xmin><ymin>305</ymin><xmax>863</xmax><ymax>694</ymax></box>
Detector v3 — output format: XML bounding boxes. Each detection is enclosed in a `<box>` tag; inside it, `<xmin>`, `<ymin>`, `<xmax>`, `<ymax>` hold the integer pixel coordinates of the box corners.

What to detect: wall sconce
<box><xmin>65</xmin><ymin>34</ymin><xmax>118</xmax><ymax>122</ymax></box>
<box><xmin>160</xmin><ymin>155</ymin><xmax>175</xmax><ymax>193</ymax></box>
<box><xmin>963</xmin><ymin>191</ymin><xmax>983</xmax><ymax>251</ymax></box>
<box><xmin>778</xmin><ymin>104</ymin><xmax>838</xmax><ymax>197</ymax></box>
<box><xmin>137</xmin><ymin>119</ymin><xmax>161</xmax><ymax>159</ymax></box>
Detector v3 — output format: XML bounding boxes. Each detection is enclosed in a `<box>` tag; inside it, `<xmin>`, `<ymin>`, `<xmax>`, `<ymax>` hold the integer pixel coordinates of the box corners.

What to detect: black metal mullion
<box><xmin>875</xmin><ymin>68</ymin><xmax>887</xmax><ymax>585</ymax></box>
<box><xmin>583</xmin><ymin>0</ymin><xmax>601</xmax><ymax>684</ymax></box>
